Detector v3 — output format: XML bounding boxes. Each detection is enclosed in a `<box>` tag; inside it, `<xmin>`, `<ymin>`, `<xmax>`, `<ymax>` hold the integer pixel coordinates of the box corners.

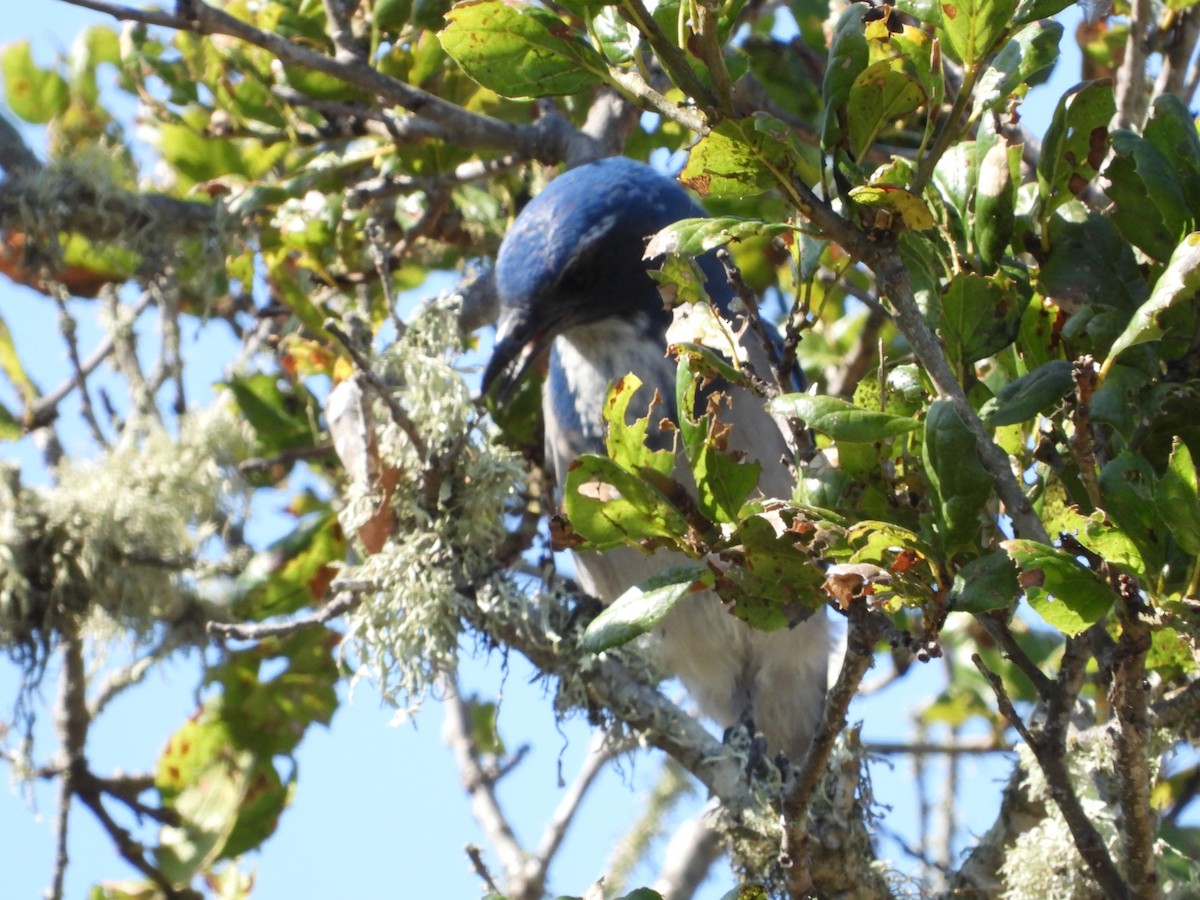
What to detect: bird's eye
<box><xmin>557</xmin><ymin>263</ymin><xmax>594</xmax><ymax>295</ymax></box>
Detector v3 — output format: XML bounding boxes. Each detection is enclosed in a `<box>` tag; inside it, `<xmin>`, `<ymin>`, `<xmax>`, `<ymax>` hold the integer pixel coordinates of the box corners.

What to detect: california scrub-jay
<box><xmin>482</xmin><ymin>157</ymin><xmax>830</xmax><ymax>759</ymax></box>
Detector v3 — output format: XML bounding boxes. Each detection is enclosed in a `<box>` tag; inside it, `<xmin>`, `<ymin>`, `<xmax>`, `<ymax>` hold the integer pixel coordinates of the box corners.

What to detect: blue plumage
<box><xmin>484</xmin><ymin>158</ymin><xmax>830</xmax><ymax>758</ymax></box>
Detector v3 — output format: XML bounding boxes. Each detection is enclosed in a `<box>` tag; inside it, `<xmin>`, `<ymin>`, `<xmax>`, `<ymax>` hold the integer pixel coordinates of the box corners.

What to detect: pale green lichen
<box><xmin>340</xmin><ymin>301</ymin><xmax>525</xmax><ymax>715</ymax></box>
<box><xmin>1001</xmin><ymin>732</ymin><xmax>1199</xmax><ymax>899</ymax></box>
<box><xmin>0</xmin><ymin>402</ymin><xmax>253</xmax><ymax>655</ymax></box>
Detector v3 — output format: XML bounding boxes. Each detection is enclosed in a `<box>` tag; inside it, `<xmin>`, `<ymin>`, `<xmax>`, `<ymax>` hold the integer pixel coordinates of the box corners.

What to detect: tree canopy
<box><xmin>1</xmin><ymin>0</ymin><xmax>1199</xmax><ymax>898</ymax></box>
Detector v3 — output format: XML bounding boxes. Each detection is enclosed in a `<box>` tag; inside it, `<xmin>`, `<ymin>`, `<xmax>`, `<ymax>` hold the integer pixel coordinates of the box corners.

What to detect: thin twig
<box><xmin>325</xmin><ymin>319</ymin><xmax>429</xmax><ymax>460</ymax></box>
<box><xmin>976</xmin><ymin>612</ymin><xmax>1055</xmax><ymax>697</ymax></box>
<box><xmin>864</xmin><ymin>739</ymin><xmax>1013</xmax><ymax>755</ymax></box>
<box><xmin>50</xmin><ymin>287</ymin><xmax>107</xmax><ymax>446</ymax></box>
<box><xmin>28</xmin><ymin>292</ymin><xmax>155</xmax><ymax>429</ymax></box>
<box><xmin>208</xmin><ymin>590</ymin><xmax>360</xmax><ymax>641</ymax></box>
<box><xmin>442</xmin><ymin>673</ymin><xmax>529</xmax><ymax>895</ymax></box>
<box><xmin>526</xmin><ymin>731</ymin><xmax>632</xmax><ymax>895</ymax></box>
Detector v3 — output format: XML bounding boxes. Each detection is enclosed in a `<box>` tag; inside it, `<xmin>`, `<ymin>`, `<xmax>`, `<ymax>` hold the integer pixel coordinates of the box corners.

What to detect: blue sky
<box><xmin>0</xmin><ymin>2</ymin><xmax>1089</xmax><ymax>898</ymax></box>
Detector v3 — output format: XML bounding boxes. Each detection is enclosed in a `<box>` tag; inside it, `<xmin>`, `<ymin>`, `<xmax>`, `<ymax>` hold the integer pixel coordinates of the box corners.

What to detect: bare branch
<box><xmin>208</xmin><ymin>589</ymin><xmax>360</xmax><ymax>641</ymax></box>
<box><xmin>973</xmin><ymin>652</ymin><xmax>1131</xmax><ymax>898</ymax></box>
<box><xmin>1111</xmin><ymin>578</ymin><xmax>1157</xmax><ymax>899</ymax></box>
<box><xmin>442</xmin><ymin>674</ymin><xmax>530</xmax><ymax>894</ymax></box>
<box><xmin>781</xmin><ymin>602</ymin><xmax>888</xmax><ymax>898</ymax></box>
<box><xmin>59</xmin><ymin>0</ymin><xmax>584</xmax><ymax>165</ymax></box>
<box><xmin>1114</xmin><ymin>0</ymin><xmax>1152</xmax><ymax>129</ymax></box>
<box><xmin>524</xmin><ymin>731</ymin><xmax>633</xmax><ymax>895</ymax></box>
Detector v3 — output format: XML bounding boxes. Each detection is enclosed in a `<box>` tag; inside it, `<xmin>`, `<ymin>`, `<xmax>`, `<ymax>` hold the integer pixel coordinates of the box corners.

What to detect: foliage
<box><xmin>1</xmin><ymin>0</ymin><xmax>1200</xmax><ymax>898</ymax></box>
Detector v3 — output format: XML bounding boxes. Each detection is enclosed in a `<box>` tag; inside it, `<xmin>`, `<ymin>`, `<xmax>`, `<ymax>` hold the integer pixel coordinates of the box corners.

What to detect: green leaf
<box><xmin>1142</xmin><ymin>94</ymin><xmax>1200</xmax><ymax>210</ymax></box>
<box><xmin>439</xmin><ymin>0</ymin><xmax>603</xmax><ymax>98</ymax></box>
<box><xmin>1013</xmin><ymin>0</ymin><xmax>1075</xmax><ymax>26</ymax></box>
<box><xmin>846</xmin><ymin>60</ymin><xmax>926</xmax><ymax>160</ymax></box>
<box><xmin>603</xmin><ymin>374</ymin><xmax>675</xmax><ymax>478</ymax></box>
<box><xmin>0</xmin><ymin>401</ymin><xmax>18</xmax><ymax>441</ymax></box>
<box><xmin>924</xmin><ymin>400</ymin><xmax>994</xmax><ymax>552</ymax></box>
<box><xmin>1051</xmin><ymin>506</ymin><xmax>1147</xmax><ymax>578</ymax></box>
<box><xmin>232</xmin><ymin>512</ymin><xmax>344</xmax><ymax>620</ymax></box>
<box><xmin>820</xmin><ymin>5</ymin><xmax>870</xmax><ymax>150</ymax></box>
<box><xmin>564</xmin><ymin>454</ymin><xmax>690</xmax><ymax>551</ymax></box>
<box><xmin>1104</xmin><ymin>130</ymin><xmax>1193</xmax><ymax>261</ymax></box>
<box><xmin>848</xmin><ymin>184</ymin><xmax>936</xmax><ymax>231</ymax></box>
<box><xmin>971</xmin><ymin>19</ymin><xmax>1062</xmax><ymax>119</ymax></box>
<box><xmin>1038</xmin><ymin>211</ymin><xmax>1148</xmax><ymax>346</ymax></box>
<box><xmin>951</xmin><ymin>552</ymin><xmax>1020</xmax><ymax>612</ymax></box>
<box><xmin>680</xmin><ymin>117</ymin><xmax>797</xmax><ymax>198</ymax></box>
<box><xmin>1099</xmin><ymin>453</ymin><xmax>1165</xmax><ymax>572</ymax></box>
<box><xmin>581</xmin><ymin>565</ymin><xmax>713</xmax><ymax>652</ymax></box>
<box><xmin>1</xmin><ymin>41</ymin><xmax>69</xmax><ymax>123</ymax></box>
<box><xmin>208</xmin><ymin>628</ymin><xmax>340</xmax><ymax>757</ymax></box>
<box><xmin>938</xmin><ymin>273</ymin><xmax>1024</xmax><ymax>370</ymax></box>
<box><xmin>0</xmin><ymin>313</ymin><xmax>37</xmax><ymax>408</ymax></box>
<box><xmin>1037</xmin><ymin>80</ymin><xmax>1115</xmax><ymax>215</ymax></box>
<box><xmin>939</xmin><ymin>0</ymin><xmax>1019</xmax><ymax>67</ymax></box>
<box><xmin>1156</xmin><ymin>438</ymin><xmax>1200</xmax><ymax>555</ymax></box>
<box><xmin>223</xmin><ymin>373</ymin><xmax>320</xmax><ymax>456</ymax></box>
<box><xmin>980</xmin><ymin>359</ymin><xmax>1073</xmax><ymax>426</ymax></box>
<box><xmin>646</xmin><ymin>217</ymin><xmax>798</xmax><ymax>258</ymax></box>
<box><xmin>767</xmin><ymin>394</ymin><xmax>919</xmax><ymax>441</ymax></box>
<box><xmin>1104</xmin><ymin>232</ymin><xmax>1200</xmax><ymax>366</ymax></box>
<box><xmin>1004</xmin><ymin>539</ymin><xmax>1114</xmax><ymax>635</ymax></box>
<box><xmin>676</xmin><ymin>367</ymin><xmax>763</xmax><ymax>523</ymax></box>
<box><xmin>714</xmin><ymin>511</ymin><xmax>827</xmax><ymax>627</ymax></box>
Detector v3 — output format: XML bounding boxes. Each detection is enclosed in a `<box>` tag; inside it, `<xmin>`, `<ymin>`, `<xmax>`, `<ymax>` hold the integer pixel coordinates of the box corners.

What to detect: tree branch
<box><xmin>442</xmin><ymin>673</ymin><xmax>530</xmax><ymax>895</ymax></box>
<box><xmin>781</xmin><ymin>602</ymin><xmax>888</xmax><ymax>899</ymax></box>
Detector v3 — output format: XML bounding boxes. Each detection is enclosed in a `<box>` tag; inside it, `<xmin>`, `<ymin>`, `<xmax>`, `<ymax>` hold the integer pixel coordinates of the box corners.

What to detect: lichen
<box><xmin>0</xmin><ymin>402</ymin><xmax>253</xmax><ymax>659</ymax></box>
<box><xmin>340</xmin><ymin>300</ymin><xmax>525</xmax><ymax>715</ymax></box>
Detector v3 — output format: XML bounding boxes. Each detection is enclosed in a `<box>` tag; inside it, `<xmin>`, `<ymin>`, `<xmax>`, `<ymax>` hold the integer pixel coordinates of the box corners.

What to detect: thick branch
<box><xmin>1111</xmin><ymin>580</ymin><xmax>1157</xmax><ymax>899</ymax></box>
<box><xmin>60</xmin><ymin>0</ymin><xmax>581</xmax><ymax>165</ymax></box>
<box><xmin>789</xmin><ymin>178</ymin><xmax>1049</xmax><ymax>543</ymax></box>
<box><xmin>780</xmin><ymin>602</ymin><xmax>888</xmax><ymax>899</ymax></box>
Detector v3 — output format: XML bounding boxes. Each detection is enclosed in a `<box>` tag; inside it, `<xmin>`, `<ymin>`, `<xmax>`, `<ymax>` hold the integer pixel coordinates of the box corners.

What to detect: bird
<box><xmin>482</xmin><ymin>157</ymin><xmax>831</xmax><ymax>760</ymax></box>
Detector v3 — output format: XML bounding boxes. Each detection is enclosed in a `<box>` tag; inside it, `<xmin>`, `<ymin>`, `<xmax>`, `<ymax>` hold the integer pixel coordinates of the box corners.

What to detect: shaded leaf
<box><xmin>582</xmin><ymin>565</ymin><xmax>713</xmax><ymax>652</ymax></box>
<box><xmin>1104</xmin><ymin>233</ymin><xmax>1200</xmax><ymax>367</ymax></box>
<box><xmin>971</xmin><ymin>19</ymin><xmax>1062</xmax><ymax>119</ymax></box>
<box><xmin>939</xmin><ymin>273</ymin><xmax>1024</xmax><ymax>369</ymax></box>
<box><xmin>1037</xmin><ymin>80</ymin><xmax>1115</xmax><ymax>215</ymax></box>
<box><xmin>980</xmin><ymin>359</ymin><xmax>1073</xmax><ymax>426</ymax></box>
<box><xmin>951</xmin><ymin>552</ymin><xmax>1020</xmax><ymax>612</ymax></box>
<box><xmin>1156</xmin><ymin>438</ymin><xmax>1200</xmax><ymax>555</ymax></box>
<box><xmin>924</xmin><ymin>400</ymin><xmax>993</xmax><ymax>552</ymax></box>
<box><xmin>768</xmin><ymin>393</ymin><xmax>919</xmax><ymax>441</ymax></box>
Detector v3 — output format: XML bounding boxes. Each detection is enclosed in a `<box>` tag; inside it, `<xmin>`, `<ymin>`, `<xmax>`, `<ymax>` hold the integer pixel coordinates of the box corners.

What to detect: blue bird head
<box><xmin>481</xmin><ymin>157</ymin><xmax>720</xmax><ymax>398</ymax></box>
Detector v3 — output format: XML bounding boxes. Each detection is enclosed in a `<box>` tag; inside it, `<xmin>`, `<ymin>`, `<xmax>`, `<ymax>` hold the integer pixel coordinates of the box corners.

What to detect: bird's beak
<box><xmin>481</xmin><ymin>306</ymin><xmax>547</xmax><ymax>403</ymax></box>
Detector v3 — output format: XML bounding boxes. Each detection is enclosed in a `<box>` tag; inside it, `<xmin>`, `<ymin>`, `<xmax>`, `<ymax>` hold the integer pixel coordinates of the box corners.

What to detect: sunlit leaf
<box><xmin>1004</xmin><ymin>539</ymin><xmax>1114</xmax><ymax>635</ymax></box>
<box><xmin>439</xmin><ymin>0</ymin><xmax>603</xmax><ymax>98</ymax></box>
<box><xmin>1104</xmin><ymin>232</ymin><xmax>1200</xmax><ymax>367</ymax></box>
<box><xmin>1</xmin><ymin>41</ymin><xmax>69</xmax><ymax>123</ymax></box>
